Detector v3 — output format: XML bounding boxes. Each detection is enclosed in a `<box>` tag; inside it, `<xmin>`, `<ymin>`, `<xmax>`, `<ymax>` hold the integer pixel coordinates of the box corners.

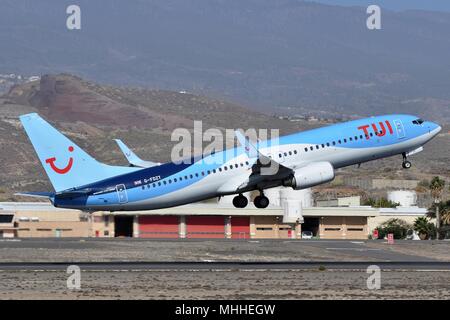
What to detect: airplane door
<box><xmin>393</xmin><ymin>120</ymin><xmax>406</xmax><ymax>139</ymax></box>
<box><xmin>116</xmin><ymin>184</ymin><xmax>128</xmax><ymax>204</ymax></box>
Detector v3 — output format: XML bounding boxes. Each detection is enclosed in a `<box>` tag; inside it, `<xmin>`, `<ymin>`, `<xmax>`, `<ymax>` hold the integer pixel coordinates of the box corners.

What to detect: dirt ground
<box><xmin>0</xmin><ymin>269</ymin><xmax>449</xmax><ymax>300</ymax></box>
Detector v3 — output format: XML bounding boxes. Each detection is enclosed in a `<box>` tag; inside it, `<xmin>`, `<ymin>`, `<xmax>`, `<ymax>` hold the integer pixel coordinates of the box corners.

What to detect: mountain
<box><xmin>1</xmin><ymin>0</ymin><xmax>449</xmax><ymax>122</ymax></box>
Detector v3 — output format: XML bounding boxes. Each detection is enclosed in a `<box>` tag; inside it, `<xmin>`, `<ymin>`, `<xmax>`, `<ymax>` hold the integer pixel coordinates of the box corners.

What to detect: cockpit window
<box><xmin>412</xmin><ymin>119</ymin><xmax>424</xmax><ymax>125</ymax></box>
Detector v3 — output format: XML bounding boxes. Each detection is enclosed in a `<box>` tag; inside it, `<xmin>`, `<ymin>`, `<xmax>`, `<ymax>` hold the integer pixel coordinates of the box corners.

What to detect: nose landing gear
<box><xmin>402</xmin><ymin>153</ymin><xmax>412</xmax><ymax>169</ymax></box>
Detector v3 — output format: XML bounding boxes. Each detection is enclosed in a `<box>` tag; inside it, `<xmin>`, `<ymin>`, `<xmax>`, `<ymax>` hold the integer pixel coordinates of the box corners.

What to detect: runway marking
<box><xmin>326</xmin><ymin>248</ymin><xmax>382</xmax><ymax>251</ymax></box>
<box><xmin>283</xmin><ymin>240</ymin><xmax>367</xmax><ymax>243</ymax></box>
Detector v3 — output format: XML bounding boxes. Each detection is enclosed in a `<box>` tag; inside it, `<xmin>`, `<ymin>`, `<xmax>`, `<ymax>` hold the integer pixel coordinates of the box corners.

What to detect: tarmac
<box><xmin>0</xmin><ymin>238</ymin><xmax>449</xmax><ymax>299</ymax></box>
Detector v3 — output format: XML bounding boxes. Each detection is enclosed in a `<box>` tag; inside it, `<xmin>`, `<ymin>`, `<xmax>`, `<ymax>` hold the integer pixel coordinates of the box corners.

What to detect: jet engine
<box><xmin>283</xmin><ymin>161</ymin><xmax>335</xmax><ymax>190</ymax></box>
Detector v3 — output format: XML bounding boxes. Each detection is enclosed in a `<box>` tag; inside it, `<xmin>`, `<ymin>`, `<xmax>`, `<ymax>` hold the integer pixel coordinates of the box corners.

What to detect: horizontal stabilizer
<box><xmin>14</xmin><ymin>192</ymin><xmax>54</xmax><ymax>199</ymax></box>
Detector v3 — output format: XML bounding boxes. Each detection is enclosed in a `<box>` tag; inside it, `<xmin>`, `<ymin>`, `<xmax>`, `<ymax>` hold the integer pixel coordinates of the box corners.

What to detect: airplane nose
<box><xmin>428</xmin><ymin>122</ymin><xmax>441</xmax><ymax>136</ymax></box>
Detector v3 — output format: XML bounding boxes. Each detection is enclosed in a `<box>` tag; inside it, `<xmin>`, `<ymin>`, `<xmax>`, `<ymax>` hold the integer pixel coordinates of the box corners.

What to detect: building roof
<box><xmin>0</xmin><ymin>202</ymin><xmax>427</xmax><ymax>218</ymax></box>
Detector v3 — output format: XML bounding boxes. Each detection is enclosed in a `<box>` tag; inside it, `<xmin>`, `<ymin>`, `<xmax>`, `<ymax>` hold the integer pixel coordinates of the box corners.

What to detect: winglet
<box><xmin>234</xmin><ymin>130</ymin><xmax>258</xmax><ymax>159</ymax></box>
<box><xmin>114</xmin><ymin>139</ymin><xmax>160</xmax><ymax>168</ymax></box>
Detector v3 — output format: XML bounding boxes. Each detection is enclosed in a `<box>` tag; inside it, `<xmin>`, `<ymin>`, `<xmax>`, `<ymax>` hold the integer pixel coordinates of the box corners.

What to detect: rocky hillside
<box><xmin>0</xmin><ymin>74</ymin><xmax>311</xmax><ymax>200</ymax></box>
<box><xmin>1</xmin><ymin>0</ymin><xmax>450</xmax><ymax>122</ymax></box>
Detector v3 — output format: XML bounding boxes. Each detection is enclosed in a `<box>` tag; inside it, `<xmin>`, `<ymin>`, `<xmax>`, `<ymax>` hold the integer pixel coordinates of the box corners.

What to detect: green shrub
<box><xmin>375</xmin><ymin>218</ymin><xmax>411</xmax><ymax>239</ymax></box>
<box><xmin>363</xmin><ymin>197</ymin><xmax>399</xmax><ymax>208</ymax></box>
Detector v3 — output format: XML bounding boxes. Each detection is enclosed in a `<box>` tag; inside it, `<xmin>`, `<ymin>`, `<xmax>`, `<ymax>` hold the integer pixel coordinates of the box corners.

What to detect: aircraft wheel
<box><xmin>254</xmin><ymin>195</ymin><xmax>269</xmax><ymax>208</ymax></box>
<box><xmin>402</xmin><ymin>161</ymin><xmax>412</xmax><ymax>169</ymax></box>
<box><xmin>232</xmin><ymin>194</ymin><xmax>248</xmax><ymax>208</ymax></box>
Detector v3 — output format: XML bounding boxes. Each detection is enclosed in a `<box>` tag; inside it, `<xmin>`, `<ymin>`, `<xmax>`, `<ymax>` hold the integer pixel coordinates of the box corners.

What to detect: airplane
<box><xmin>18</xmin><ymin>113</ymin><xmax>441</xmax><ymax>211</ymax></box>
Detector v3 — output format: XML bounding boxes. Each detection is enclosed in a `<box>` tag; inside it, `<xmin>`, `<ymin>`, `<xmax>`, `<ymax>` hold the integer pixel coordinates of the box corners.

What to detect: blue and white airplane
<box><xmin>18</xmin><ymin>113</ymin><xmax>441</xmax><ymax>211</ymax></box>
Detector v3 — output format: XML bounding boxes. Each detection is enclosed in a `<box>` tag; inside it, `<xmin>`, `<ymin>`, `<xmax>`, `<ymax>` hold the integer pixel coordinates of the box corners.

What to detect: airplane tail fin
<box><xmin>20</xmin><ymin>113</ymin><xmax>138</xmax><ymax>192</ymax></box>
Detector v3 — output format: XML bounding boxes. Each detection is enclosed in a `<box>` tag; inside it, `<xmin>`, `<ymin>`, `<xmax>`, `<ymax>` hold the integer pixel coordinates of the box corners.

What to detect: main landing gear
<box><xmin>254</xmin><ymin>191</ymin><xmax>269</xmax><ymax>209</ymax></box>
<box><xmin>232</xmin><ymin>191</ymin><xmax>270</xmax><ymax>208</ymax></box>
<box><xmin>232</xmin><ymin>194</ymin><xmax>248</xmax><ymax>208</ymax></box>
<box><xmin>402</xmin><ymin>152</ymin><xmax>412</xmax><ymax>169</ymax></box>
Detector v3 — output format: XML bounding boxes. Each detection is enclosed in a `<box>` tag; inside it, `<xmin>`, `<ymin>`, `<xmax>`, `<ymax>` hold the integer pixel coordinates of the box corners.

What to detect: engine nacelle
<box><xmin>283</xmin><ymin>162</ymin><xmax>335</xmax><ymax>190</ymax></box>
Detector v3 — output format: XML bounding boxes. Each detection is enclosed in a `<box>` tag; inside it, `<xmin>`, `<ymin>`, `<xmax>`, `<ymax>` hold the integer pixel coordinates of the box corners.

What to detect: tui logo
<box><xmin>358</xmin><ymin>120</ymin><xmax>394</xmax><ymax>139</ymax></box>
<box><xmin>45</xmin><ymin>146</ymin><xmax>74</xmax><ymax>174</ymax></box>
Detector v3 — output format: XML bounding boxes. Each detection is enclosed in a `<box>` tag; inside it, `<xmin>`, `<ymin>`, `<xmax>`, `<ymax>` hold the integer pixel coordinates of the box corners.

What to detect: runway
<box><xmin>1</xmin><ymin>238</ymin><xmax>449</xmax><ymax>264</ymax></box>
<box><xmin>1</xmin><ymin>239</ymin><xmax>449</xmax><ymax>299</ymax></box>
<box><xmin>1</xmin><ymin>260</ymin><xmax>449</xmax><ymax>271</ymax></box>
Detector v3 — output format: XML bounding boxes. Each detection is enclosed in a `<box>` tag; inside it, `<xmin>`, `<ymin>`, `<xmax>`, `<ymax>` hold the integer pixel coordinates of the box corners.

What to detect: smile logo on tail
<box><xmin>45</xmin><ymin>146</ymin><xmax>74</xmax><ymax>174</ymax></box>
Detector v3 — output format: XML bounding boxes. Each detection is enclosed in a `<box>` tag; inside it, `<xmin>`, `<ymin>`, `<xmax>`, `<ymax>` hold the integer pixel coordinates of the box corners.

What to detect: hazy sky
<box><xmin>311</xmin><ymin>0</ymin><xmax>450</xmax><ymax>12</ymax></box>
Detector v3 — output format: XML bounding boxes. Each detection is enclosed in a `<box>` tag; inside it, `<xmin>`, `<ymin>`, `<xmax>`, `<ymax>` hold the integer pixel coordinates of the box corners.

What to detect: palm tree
<box><xmin>414</xmin><ymin>217</ymin><xmax>433</xmax><ymax>240</ymax></box>
<box><xmin>429</xmin><ymin>176</ymin><xmax>445</xmax><ymax>233</ymax></box>
<box><xmin>439</xmin><ymin>200</ymin><xmax>450</xmax><ymax>226</ymax></box>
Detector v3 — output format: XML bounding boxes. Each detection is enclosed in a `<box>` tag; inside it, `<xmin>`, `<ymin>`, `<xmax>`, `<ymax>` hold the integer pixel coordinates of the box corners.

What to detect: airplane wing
<box><xmin>225</xmin><ymin>131</ymin><xmax>294</xmax><ymax>193</ymax></box>
<box><xmin>234</xmin><ymin>130</ymin><xmax>293</xmax><ymax>177</ymax></box>
<box><xmin>114</xmin><ymin>139</ymin><xmax>161</xmax><ymax>168</ymax></box>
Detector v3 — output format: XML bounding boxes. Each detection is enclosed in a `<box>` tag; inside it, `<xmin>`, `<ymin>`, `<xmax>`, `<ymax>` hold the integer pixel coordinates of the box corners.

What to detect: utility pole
<box><xmin>435</xmin><ymin>199</ymin><xmax>440</xmax><ymax>238</ymax></box>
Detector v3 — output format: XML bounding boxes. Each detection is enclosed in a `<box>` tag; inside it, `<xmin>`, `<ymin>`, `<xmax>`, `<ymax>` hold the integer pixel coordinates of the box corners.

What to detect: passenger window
<box><xmin>304</xmin><ymin>147</ymin><xmax>308</xmax><ymax>152</ymax></box>
<box><xmin>310</xmin><ymin>146</ymin><xmax>314</xmax><ymax>151</ymax></box>
<box><xmin>294</xmin><ymin>150</ymin><xmax>297</xmax><ymax>154</ymax></box>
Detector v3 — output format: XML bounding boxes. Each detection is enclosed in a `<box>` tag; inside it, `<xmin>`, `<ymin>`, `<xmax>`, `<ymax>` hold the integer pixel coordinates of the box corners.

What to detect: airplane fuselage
<box><xmin>51</xmin><ymin>114</ymin><xmax>441</xmax><ymax>211</ymax></box>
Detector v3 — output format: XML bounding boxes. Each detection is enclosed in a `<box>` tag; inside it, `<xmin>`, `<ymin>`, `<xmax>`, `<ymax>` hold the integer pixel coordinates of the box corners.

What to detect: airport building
<box><xmin>0</xmin><ymin>188</ymin><xmax>429</xmax><ymax>240</ymax></box>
